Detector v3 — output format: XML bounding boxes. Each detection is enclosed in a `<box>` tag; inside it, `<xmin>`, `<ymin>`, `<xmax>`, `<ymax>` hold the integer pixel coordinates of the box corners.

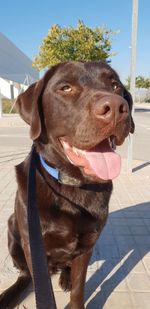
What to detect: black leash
<box><xmin>27</xmin><ymin>145</ymin><xmax>57</xmax><ymax>309</ymax></box>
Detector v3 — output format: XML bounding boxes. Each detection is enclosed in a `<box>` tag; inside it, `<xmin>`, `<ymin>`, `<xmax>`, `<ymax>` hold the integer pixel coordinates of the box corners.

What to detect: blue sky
<box><xmin>0</xmin><ymin>0</ymin><xmax>149</xmax><ymax>82</ymax></box>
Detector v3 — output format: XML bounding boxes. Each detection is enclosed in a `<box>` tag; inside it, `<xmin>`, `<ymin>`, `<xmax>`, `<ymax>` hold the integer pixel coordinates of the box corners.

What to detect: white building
<box><xmin>0</xmin><ymin>32</ymin><xmax>39</xmax><ymax>115</ymax></box>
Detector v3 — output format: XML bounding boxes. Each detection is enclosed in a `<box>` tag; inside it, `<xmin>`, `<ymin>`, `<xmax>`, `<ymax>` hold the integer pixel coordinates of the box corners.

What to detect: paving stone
<box><xmin>129</xmin><ymin>225</ymin><xmax>149</xmax><ymax>235</ymax></box>
<box><xmin>99</xmin><ymin>244</ymin><xmax>120</xmax><ymax>259</ymax></box>
<box><xmin>120</xmin><ymin>256</ymin><xmax>146</xmax><ymax>274</ymax></box>
<box><xmin>142</xmin><ymin>257</ymin><xmax>150</xmax><ymax>273</ymax></box>
<box><xmin>0</xmin><ymin>129</ymin><xmax>150</xmax><ymax>308</ymax></box>
<box><xmin>112</xmin><ymin>225</ymin><xmax>131</xmax><ymax>236</ymax></box>
<box><xmin>124</xmin><ymin>210</ymin><xmax>142</xmax><ymax>218</ymax></box>
<box><xmin>131</xmin><ymin>292</ymin><xmax>150</xmax><ymax>309</ymax></box>
<box><xmin>126</xmin><ymin>218</ymin><xmax>145</xmax><ymax>226</ymax></box>
<box><xmin>97</xmin><ymin>233</ymin><xmax>116</xmax><ymax>246</ymax></box>
<box><xmin>17</xmin><ymin>291</ymin><xmax>36</xmax><ymax>309</ymax></box>
<box><xmin>127</xmin><ymin>273</ymin><xmax>150</xmax><ymax>292</ymax></box>
<box><xmin>85</xmin><ymin>290</ymin><xmax>106</xmax><ymax>309</ymax></box>
<box><xmin>104</xmin><ymin>292</ymin><xmax>134</xmax><ymax>308</ymax></box>
<box><xmin>109</xmin><ymin>217</ymin><xmax>128</xmax><ymax>226</ymax></box>
<box><xmin>133</xmin><ymin>235</ymin><xmax>150</xmax><ymax>246</ymax></box>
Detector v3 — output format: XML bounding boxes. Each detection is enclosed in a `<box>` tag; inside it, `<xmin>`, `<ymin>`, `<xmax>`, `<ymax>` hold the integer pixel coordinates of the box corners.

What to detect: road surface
<box><xmin>0</xmin><ymin>106</ymin><xmax>150</xmax><ymax>162</ymax></box>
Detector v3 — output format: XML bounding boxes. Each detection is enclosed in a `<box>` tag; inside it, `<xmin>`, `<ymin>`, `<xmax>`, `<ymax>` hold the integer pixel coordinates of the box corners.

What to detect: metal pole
<box><xmin>0</xmin><ymin>86</ymin><xmax>2</xmax><ymax>118</ymax></box>
<box><xmin>9</xmin><ymin>75</ymin><xmax>30</xmax><ymax>114</ymax></box>
<box><xmin>127</xmin><ymin>0</ymin><xmax>139</xmax><ymax>173</ymax></box>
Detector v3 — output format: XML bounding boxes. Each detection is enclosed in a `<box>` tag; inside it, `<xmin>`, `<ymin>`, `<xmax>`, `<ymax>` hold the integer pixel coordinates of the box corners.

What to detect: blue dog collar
<box><xmin>39</xmin><ymin>155</ymin><xmax>59</xmax><ymax>180</ymax></box>
<box><xmin>39</xmin><ymin>154</ymin><xmax>83</xmax><ymax>187</ymax></box>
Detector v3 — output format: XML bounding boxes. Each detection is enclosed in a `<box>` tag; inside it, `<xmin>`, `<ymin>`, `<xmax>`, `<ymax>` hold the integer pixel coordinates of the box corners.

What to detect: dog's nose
<box><xmin>93</xmin><ymin>94</ymin><xmax>129</xmax><ymax>124</ymax></box>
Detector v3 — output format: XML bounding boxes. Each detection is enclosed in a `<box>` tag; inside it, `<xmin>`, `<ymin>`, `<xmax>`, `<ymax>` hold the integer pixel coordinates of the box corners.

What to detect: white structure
<box><xmin>0</xmin><ymin>32</ymin><xmax>39</xmax><ymax>116</ymax></box>
<box><xmin>0</xmin><ymin>77</ymin><xmax>26</xmax><ymax>99</ymax></box>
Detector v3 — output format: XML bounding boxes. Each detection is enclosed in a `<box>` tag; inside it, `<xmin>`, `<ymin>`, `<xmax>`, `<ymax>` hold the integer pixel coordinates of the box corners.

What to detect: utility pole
<box><xmin>127</xmin><ymin>0</ymin><xmax>139</xmax><ymax>173</ymax></box>
<box><xmin>0</xmin><ymin>87</ymin><xmax>2</xmax><ymax>118</ymax></box>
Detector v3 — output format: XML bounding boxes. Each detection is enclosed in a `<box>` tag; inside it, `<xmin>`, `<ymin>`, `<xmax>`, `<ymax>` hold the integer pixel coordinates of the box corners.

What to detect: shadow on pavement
<box><xmin>135</xmin><ymin>108</ymin><xmax>150</xmax><ymax>113</ymax></box>
<box><xmin>84</xmin><ymin>202</ymin><xmax>150</xmax><ymax>308</ymax></box>
<box><xmin>132</xmin><ymin>161</ymin><xmax>150</xmax><ymax>173</ymax></box>
<box><xmin>9</xmin><ymin>202</ymin><xmax>150</xmax><ymax>308</ymax></box>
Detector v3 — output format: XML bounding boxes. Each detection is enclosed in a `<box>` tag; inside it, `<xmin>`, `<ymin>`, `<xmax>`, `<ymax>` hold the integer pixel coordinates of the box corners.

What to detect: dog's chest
<box><xmin>37</xmin><ymin>182</ymin><xmax>111</xmax><ymax>271</ymax></box>
<box><xmin>41</xmin><ymin>208</ymin><xmax>103</xmax><ymax>271</ymax></box>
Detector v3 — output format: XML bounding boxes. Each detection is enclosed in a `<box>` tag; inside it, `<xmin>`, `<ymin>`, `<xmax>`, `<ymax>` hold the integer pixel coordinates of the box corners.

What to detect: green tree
<box><xmin>143</xmin><ymin>78</ymin><xmax>150</xmax><ymax>89</ymax></box>
<box><xmin>32</xmin><ymin>20</ymin><xmax>115</xmax><ymax>71</ymax></box>
<box><xmin>136</xmin><ymin>76</ymin><xmax>145</xmax><ymax>89</ymax></box>
<box><xmin>126</xmin><ymin>76</ymin><xmax>150</xmax><ymax>90</ymax></box>
<box><xmin>125</xmin><ymin>77</ymin><xmax>131</xmax><ymax>90</ymax></box>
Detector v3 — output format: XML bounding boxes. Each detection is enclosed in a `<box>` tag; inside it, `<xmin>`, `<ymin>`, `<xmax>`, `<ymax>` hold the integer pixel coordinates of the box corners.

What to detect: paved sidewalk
<box><xmin>0</xmin><ymin>114</ymin><xmax>26</xmax><ymax>127</ymax></box>
<box><xmin>0</xmin><ymin>117</ymin><xmax>150</xmax><ymax>308</ymax></box>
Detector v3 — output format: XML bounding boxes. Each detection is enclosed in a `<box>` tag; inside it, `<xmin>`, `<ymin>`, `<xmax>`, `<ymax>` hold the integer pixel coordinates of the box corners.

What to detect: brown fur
<box><xmin>0</xmin><ymin>61</ymin><xmax>134</xmax><ymax>309</ymax></box>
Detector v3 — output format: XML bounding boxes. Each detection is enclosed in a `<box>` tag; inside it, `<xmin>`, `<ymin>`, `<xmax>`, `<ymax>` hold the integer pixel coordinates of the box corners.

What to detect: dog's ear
<box><xmin>123</xmin><ymin>88</ymin><xmax>135</xmax><ymax>134</ymax></box>
<box><xmin>15</xmin><ymin>79</ymin><xmax>44</xmax><ymax>140</ymax></box>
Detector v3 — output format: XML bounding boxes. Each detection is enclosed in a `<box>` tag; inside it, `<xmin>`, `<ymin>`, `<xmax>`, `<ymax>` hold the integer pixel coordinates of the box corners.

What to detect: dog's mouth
<box><xmin>59</xmin><ymin>136</ymin><xmax>121</xmax><ymax>181</ymax></box>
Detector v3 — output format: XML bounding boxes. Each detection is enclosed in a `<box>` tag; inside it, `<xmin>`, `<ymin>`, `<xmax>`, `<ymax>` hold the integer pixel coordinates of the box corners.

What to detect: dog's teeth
<box><xmin>66</xmin><ymin>155</ymin><xmax>74</xmax><ymax>164</ymax></box>
<box><xmin>73</xmin><ymin>147</ymin><xmax>80</xmax><ymax>155</ymax></box>
<box><xmin>76</xmin><ymin>148</ymin><xmax>86</xmax><ymax>155</ymax></box>
<box><xmin>72</xmin><ymin>147</ymin><xmax>79</xmax><ymax>155</ymax></box>
<box><xmin>112</xmin><ymin>138</ymin><xmax>116</xmax><ymax>150</ymax></box>
<box><xmin>62</xmin><ymin>141</ymin><xmax>70</xmax><ymax>150</ymax></box>
<box><xmin>108</xmin><ymin>138</ymin><xmax>111</xmax><ymax>147</ymax></box>
<box><xmin>108</xmin><ymin>137</ymin><xmax>116</xmax><ymax>150</ymax></box>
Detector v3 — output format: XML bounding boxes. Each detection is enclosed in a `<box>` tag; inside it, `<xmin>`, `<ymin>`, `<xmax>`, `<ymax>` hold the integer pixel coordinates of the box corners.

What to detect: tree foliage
<box><xmin>126</xmin><ymin>75</ymin><xmax>150</xmax><ymax>90</ymax></box>
<box><xmin>32</xmin><ymin>20</ymin><xmax>115</xmax><ymax>71</ymax></box>
<box><xmin>136</xmin><ymin>76</ymin><xmax>150</xmax><ymax>89</ymax></box>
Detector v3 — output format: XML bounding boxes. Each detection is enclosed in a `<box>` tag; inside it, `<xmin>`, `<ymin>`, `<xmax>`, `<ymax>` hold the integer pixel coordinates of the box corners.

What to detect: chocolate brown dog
<box><xmin>0</xmin><ymin>61</ymin><xmax>134</xmax><ymax>309</ymax></box>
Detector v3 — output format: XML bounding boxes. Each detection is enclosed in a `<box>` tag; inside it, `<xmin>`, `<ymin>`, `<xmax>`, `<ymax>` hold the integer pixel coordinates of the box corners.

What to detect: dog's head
<box><xmin>16</xmin><ymin>61</ymin><xmax>134</xmax><ymax>182</ymax></box>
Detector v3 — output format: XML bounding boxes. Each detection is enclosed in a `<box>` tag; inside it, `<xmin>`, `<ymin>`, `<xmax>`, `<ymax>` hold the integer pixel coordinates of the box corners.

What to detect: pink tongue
<box><xmin>83</xmin><ymin>140</ymin><xmax>121</xmax><ymax>180</ymax></box>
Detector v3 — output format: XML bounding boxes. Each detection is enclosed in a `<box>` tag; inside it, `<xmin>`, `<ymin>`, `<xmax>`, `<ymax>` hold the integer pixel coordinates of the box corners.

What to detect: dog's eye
<box><xmin>61</xmin><ymin>85</ymin><xmax>72</xmax><ymax>92</ymax></box>
<box><xmin>112</xmin><ymin>83</ymin><xmax>119</xmax><ymax>91</ymax></box>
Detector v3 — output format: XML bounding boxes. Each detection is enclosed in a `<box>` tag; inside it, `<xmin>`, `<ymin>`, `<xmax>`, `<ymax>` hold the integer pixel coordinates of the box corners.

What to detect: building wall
<box><xmin>0</xmin><ymin>77</ymin><xmax>27</xmax><ymax>99</ymax></box>
<box><xmin>0</xmin><ymin>32</ymin><xmax>39</xmax><ymax>84</ymax></box>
